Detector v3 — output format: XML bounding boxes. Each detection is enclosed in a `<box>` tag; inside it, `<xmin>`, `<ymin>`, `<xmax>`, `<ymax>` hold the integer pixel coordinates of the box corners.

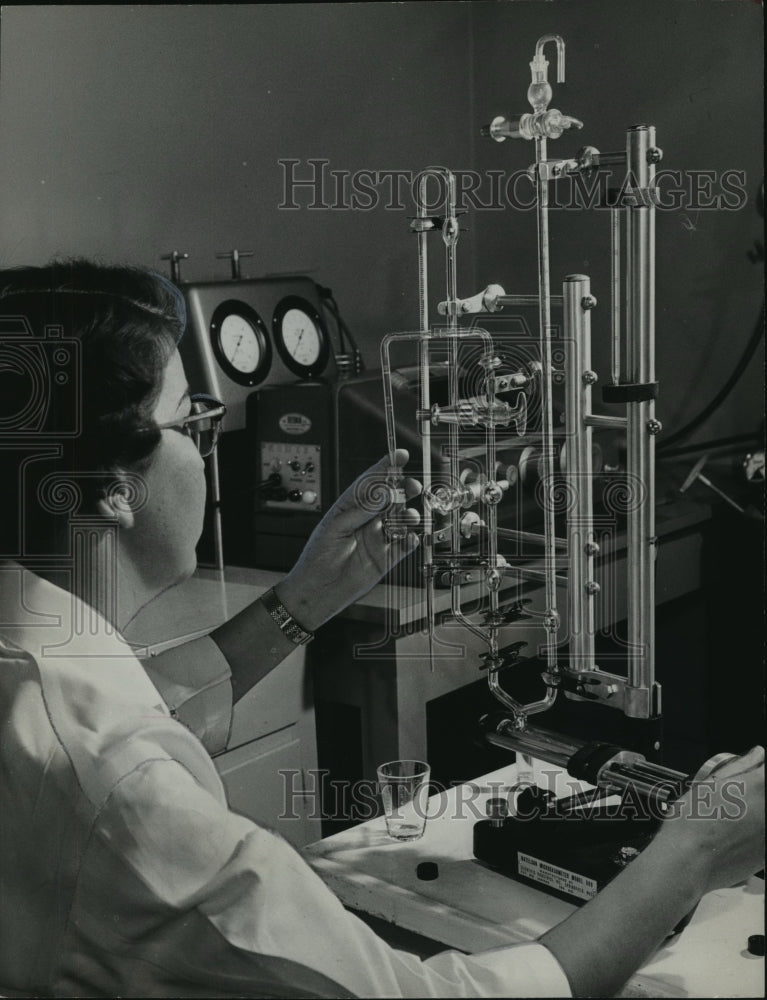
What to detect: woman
<box><xmin>0</xmin><ymin>261</ymin><xmax>763</xmax><ymax>998</ymax></box>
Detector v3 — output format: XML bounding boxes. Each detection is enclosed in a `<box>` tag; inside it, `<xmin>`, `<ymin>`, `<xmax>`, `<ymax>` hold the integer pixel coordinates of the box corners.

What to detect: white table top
<box><xmin>305</xmin><ymin>760</ymin><xmax>765</xmax><ymax>999</ymax></box>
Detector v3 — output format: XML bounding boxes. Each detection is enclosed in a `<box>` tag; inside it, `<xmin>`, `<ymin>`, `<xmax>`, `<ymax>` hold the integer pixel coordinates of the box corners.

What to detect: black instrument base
<box><xmin>473</xmin><ymin>808</ymin><xmax>659</xmax><ymax>906</ymax></box>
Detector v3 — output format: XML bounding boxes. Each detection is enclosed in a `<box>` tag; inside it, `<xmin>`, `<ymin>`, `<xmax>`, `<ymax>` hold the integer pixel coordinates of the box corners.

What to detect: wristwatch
<box><xmin>261</xmin><ymin>588</ymin><xmax>314</xmax><ymax>645</ymax></box>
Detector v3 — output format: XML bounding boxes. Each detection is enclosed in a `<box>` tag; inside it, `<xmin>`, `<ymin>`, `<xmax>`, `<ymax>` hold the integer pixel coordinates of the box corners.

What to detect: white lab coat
<box><xmin>0</xmin><ymin>562</ymin><xmax>571</xmax><ymax>998</ymax></box>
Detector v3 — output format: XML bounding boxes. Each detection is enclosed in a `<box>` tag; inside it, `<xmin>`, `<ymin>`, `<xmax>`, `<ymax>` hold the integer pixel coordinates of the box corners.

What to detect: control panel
<box><xmin>248</xmin><ymin>381</ymin><xmax>333</xmax><ymax>570</ymax></box>
<box><xmin>260</xmin><ymin>442</ymin><xmax>322</xmax><ymax>512</ymax></box>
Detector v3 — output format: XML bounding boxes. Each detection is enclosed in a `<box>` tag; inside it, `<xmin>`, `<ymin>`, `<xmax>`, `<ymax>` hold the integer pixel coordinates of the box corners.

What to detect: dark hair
<box><xmin>0</xmin><ymin>259</ymin><xmax>186</xmax><ymax>558</ymax></box>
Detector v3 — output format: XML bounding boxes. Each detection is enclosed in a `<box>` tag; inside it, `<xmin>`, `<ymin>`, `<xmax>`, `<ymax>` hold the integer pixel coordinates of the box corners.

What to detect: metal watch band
<box><xmin>261</xmin><ymin>588</ymin><xmax>314</xmax><ymax>645</ymax></box>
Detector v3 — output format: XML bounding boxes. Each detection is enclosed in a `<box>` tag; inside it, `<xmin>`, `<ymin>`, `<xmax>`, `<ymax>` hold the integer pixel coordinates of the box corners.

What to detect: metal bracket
<box><xmin>602</xmin><ymin>380</ymin><xmax>659</xmax><ymax>403</ymax></box>
<box><xmin>560</xmin><ymin>668</ymin><xmax>658</xmax><ymax>713</ymax></box>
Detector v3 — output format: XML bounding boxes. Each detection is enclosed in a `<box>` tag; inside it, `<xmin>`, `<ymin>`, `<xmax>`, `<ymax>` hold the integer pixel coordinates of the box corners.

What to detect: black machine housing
<box><xmin>473</xmin><ymin>784</ymin><xmax>659</xmax><ymax>905</ymax></box>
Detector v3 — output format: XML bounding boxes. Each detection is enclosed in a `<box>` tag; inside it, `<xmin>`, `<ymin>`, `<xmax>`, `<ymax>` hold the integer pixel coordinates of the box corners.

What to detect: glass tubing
<box><xmin>381</xmin><ymin>122</ymin><xmax>659</xmax><ymax>726</ymax></box>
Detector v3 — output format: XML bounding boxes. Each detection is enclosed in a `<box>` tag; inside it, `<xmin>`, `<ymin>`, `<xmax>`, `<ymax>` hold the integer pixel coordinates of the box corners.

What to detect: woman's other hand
<box><xmin>658</xmin><ymin>745</ymin><xmax>765</xmax><ymax>894</ymax></box>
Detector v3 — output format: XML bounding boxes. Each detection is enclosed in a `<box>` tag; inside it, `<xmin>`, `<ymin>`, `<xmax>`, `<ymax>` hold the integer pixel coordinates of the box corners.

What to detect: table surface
<box><xmin>304</xmin><ymin>760</ymin><xmax>765</xmax><ymax>999</ymax></box>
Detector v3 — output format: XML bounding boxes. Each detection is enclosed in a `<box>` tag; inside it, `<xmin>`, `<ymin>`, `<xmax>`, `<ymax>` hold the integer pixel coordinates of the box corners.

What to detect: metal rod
<box><xmin>416</xmin><ymin>169</ymin><xmax>455</xmax><ymax>666</ymax></box>
<box><xmin>486</xmin><ymin>720</ymin><xmax>688</xmax><ymax>806</ymax></box>
<box><xmin>208</xmin><ymin>449</ymin><xmax>226</xmax><ymax>578</ymax></box>
<box><xmin>625</xmin><ymin>126</ymin><xmax>657</xmax><ymax>716</ymax></box>
<box><xmin>484</xmin><ymin>135</ymin><xmax>560</xmax><ymax>724</ymax></box>
<box><xmin>596</xmin><ymin>152</ymin><xmax>628</xmax><ymax>168</ymax></box>
<box><xmin>563</xmin><ymin>275</ymin><xmax>596</xmax><ymax>672</ymax></box>
<box><xmin>487</xmin><ymin>721</ymin><xmax>586</xmax><ymax>770</ymax></box>
<box><xmin>616</xmin><ymin>759</ymin><xmax>687</xmax><ymax>783</ymax></box>
<box><xmin>585</xmin><ymin>414</ymin><xmax>628</xmax><ymax>430</ymax></box>
<box><xmin>611</xmin><ymin>208</ymin><xmax>621</xmax><ymax>385</ymax></box>
<box><xmin>504</xmin><ymin>566</ymin><xmax>568</xmax><ymax>585</ymax></box>
<box><xmin>485</xmin><ymin>526</ymin><xmax>568</xmax><ymax>550</ymax></box>
<box><xmin>496</xmin><ymin>294</ymin><xmax>564</xmax><ymax>308</ymax></box>
<box><xmin>534</xmin><ymin>135</ymin><xmax>561</xmax><ymax>676</ymax></box>
<box><xmin>418</xmin><ymin>306</ymin><xmax>434</xmax><ymax>665</ymax></box>
<box><xmin>696</xmin><ymin>473</ymin><xmax>746</xmax><ymax>514</ymax></box>
<box><xmin>601</xmin><ymin>764</ymin><xmax>686</xmax><ymax>810</ymax></box>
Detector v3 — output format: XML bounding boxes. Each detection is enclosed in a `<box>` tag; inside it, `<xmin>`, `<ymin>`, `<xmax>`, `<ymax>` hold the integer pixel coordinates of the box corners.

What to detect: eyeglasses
<box><xmin>155</xmin><ymin>396</ymin><xmax>226</xmax><ymax>458</ymax></box>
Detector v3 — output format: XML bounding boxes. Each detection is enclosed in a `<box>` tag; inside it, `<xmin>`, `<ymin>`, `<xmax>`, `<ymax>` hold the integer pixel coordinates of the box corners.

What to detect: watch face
<box><xmin>210</xmin><ymin>300</ymin><xmax>271</xmax><ymax>386</ymax></box>
<box><xmin>273</xmin><ymin>296</ymin><xmax>330</xmax><ymax>378</ymax></box>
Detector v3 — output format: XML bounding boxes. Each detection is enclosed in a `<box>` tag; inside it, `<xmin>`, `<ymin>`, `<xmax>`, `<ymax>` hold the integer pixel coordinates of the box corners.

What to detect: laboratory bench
<box><xmin>303</xmin><ymin>758</ymin><xmax>766</xmax><ymax>999</ymax></box>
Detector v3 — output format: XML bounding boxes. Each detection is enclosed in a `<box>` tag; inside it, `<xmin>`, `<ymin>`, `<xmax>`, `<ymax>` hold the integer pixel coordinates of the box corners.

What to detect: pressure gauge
<box><xmin>210</xmin><ymin>300</ymin><xmax>271</xmax><ymax>386</ymax></box>
<box><xmin>273</xmin><ymin>296</ymin><xmax>330</xmax><ymax>378</ymax></box>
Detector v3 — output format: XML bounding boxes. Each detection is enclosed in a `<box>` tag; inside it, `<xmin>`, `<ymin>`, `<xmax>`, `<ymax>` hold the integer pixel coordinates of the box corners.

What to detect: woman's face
<box><xmin>130</xmin><ymin>348</ymin><xmax>207</xmax><ymax>591</ymax></box>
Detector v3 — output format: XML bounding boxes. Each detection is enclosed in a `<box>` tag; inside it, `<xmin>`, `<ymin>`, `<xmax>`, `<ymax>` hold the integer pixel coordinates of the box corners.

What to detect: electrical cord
<box><xmin>317</xmin><ymin>284</ymin><xmax>365</xmax><ymax>373</ymax></box>
<box><xmin>325</xmin><ymin>293</ymin><xmax>362</xmax><ymax>370</ymax></box>
<box><xmin>319</xmin><ymin>290</ymin><xmax>347</xmax><ymax>355</ymax></box>
<box><xmin>658</xmin><ymin>301</ymin><xmax>764</xmax><ymax>452</ymax></box>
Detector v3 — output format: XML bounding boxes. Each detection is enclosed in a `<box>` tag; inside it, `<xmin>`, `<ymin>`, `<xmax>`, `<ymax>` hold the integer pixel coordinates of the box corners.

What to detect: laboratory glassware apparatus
<box><xmin>381</xmin><ymin>36</ymin><xmax>697</xmax><ymax>851</ymax></box>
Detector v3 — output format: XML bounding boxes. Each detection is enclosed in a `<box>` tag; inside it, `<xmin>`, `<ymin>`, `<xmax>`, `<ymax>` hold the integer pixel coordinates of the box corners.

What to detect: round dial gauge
<box><xmin>210</xmin><ymin>300</ymin><xmax>271</xmax><ymax>386</ymax></box>
<box><xmin>273</xmin><ymin>296</ymin><xmax>330</xmax><ymax>378</ymax></box>
<box><xmin>282</xmin><ymin>308</ymin><xmax>321</xmax><ymax>367</ymax></box>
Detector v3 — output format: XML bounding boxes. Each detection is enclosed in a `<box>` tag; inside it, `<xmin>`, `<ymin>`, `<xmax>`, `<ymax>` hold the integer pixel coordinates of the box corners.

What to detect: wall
<box><xmin>0</xmin><ymin>3</ymin><xmax>476</xmax><ymax>343</ymax></box>
<box><xmin>470</xmin><ymin>0</ymin><xmax>764</xmax><ymax>447</ymax></box>
<box><xmin>0</xmin><ymin>2</ymin><xmax>763</xmax><ymax>447</ymax></box>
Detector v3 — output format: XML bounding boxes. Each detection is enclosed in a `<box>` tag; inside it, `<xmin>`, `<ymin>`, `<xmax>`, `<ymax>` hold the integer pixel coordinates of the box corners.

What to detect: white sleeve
<box><xmin>141</xmin><ymin>635</ymin><xmax>233</xmax><ymax>754</ymax></box>
<box><xmin>72</xmin><ymin>756</ymin><xmax>572</xmax><ymax>999</ymax></box>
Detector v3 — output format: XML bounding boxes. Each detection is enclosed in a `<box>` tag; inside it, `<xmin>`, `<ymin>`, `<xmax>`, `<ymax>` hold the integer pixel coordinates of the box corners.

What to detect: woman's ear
<box><xmin>95</xmin><ymin>472</ymin><xmax>145</xmax><ymax>530</ymax></box>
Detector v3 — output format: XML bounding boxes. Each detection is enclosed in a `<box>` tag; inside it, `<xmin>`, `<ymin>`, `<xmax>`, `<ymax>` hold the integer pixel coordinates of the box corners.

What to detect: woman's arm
<box><xmin>210</xmin><ymin>595</ymin><xmax>303</xmax><ymax>703</ymax></box>
<box><xmin>210</xmin><ymin>449</ymin><xmax>420</xmax><ymax>703</ymax></box>
<box><xmin>540</xmin><ymin>746</ymin><xmax>765</xmax><ymax>997</ymax></box>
